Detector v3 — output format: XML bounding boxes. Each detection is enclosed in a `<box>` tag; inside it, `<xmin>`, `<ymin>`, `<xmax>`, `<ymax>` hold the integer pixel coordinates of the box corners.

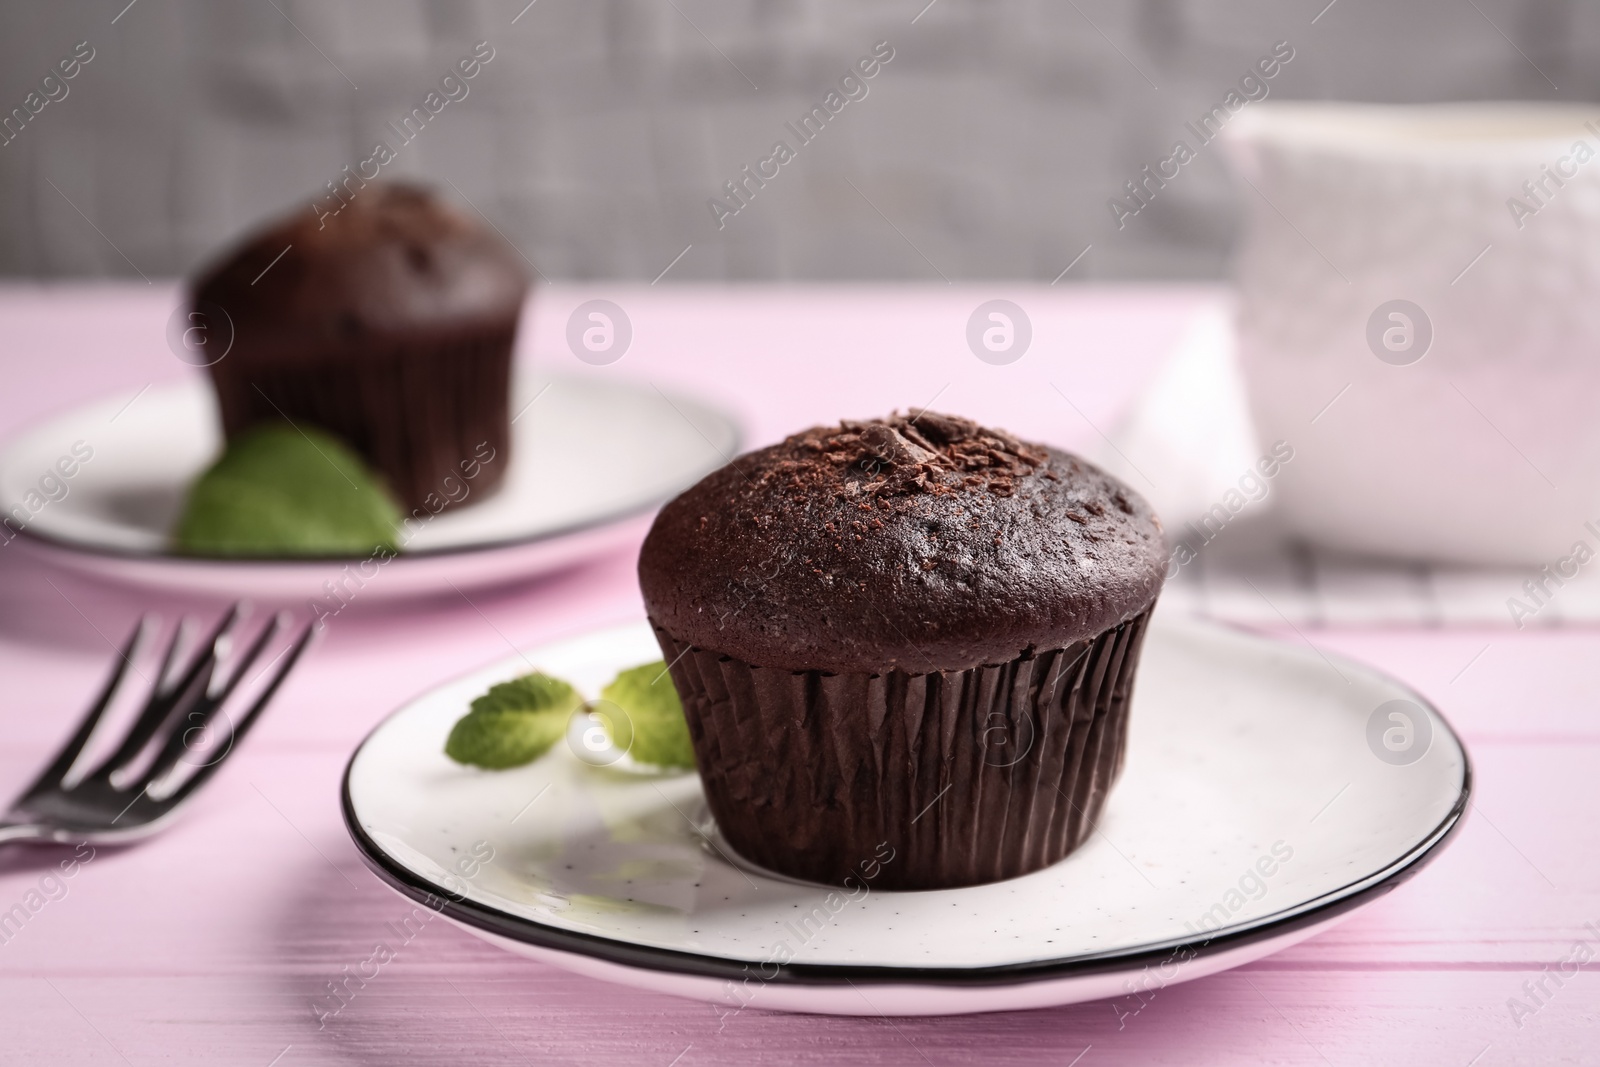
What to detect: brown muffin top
<box><xmin>192</xmin><ymin>182</ymin><xmax>528</xmax><ymax>349</ymax></box>
<box><xmin>638</xmin><ymin>412</ymin><xmax>1166</xmax><ymax>673</ymax></box>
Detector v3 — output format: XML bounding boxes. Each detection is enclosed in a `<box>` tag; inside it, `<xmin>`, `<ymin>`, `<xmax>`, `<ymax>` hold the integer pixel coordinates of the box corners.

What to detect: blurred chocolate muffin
<box><xmin>639</xmin><ymin>412</ymin><xmax>1165</xmax><ymax>890</ymax></box>
<box><xmin>192</xmin><ymin>182</ymin><xmax>528</xmax><ymax>512</ymax></box>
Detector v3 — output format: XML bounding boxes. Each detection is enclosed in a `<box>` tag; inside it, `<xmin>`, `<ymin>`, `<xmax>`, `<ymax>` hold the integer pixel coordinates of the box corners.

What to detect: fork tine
<box><xmin>163</xmin><ymin>619</ymin><xmax>317</xmax><ymax>806</ymax></box>
<box><xmin>151</xmin><ymin>615</ymin><xmax>193</xmax><ymax>695</ymax></box>
<box><xmin>18</xmin><ymin>616</ymin><xmax>155</xmax><ymax>798</ymax></box>
<box><xmin>86</xmin><ymin>603</ymin><xmax>246</xmax><ymax>783</ymax></box>
<box><xmin>142</xmin><ymin>612</ymin><xmax>287</xmax><ymax>786</ymax></box>
<box><xmin>161</xmin><ymin>602</ymin><xmax>248</xmax><ymax>701</ymax></box>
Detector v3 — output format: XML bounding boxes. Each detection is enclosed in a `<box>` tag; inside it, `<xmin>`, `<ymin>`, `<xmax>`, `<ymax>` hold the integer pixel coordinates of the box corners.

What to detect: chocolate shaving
<box><xmin>757</xmin><ymin>411</ymin><xmax>1047</xmax><ymax>503</ymax></box>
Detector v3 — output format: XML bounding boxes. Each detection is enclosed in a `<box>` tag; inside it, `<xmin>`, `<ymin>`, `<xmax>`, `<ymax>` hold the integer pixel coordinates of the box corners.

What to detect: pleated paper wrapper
<box><xmin>208</xmin><ymin>325</ymin><xmax>514</xmax><ymax>512</ymax></box>
<box><xmin>653</xmin><ymin>609</ymin><xmax>1153</xmax><ymax>890</ymax></box>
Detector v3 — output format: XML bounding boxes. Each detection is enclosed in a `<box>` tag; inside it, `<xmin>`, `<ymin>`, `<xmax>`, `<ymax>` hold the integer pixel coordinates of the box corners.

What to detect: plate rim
<box><xmin>0</xmin><ymin>374</ymin><xmax>740</xmax><ymax>565</ymax></box>
<box><xmin>340</xmin><ymin>617</ymin><xmax>1473</xmax><ymax>989</ymax></box>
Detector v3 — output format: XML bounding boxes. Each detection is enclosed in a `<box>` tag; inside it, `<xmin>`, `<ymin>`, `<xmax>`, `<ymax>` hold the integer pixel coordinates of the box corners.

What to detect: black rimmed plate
<box><xmin>0</xmin><ymin>375</ymin><xmax>738</xmax><ymax>600</ymax></box>
<box><xmin>342</xmin><ymin>613</ymin><xmax>1469</xmax><ymax>1016</ymax></box>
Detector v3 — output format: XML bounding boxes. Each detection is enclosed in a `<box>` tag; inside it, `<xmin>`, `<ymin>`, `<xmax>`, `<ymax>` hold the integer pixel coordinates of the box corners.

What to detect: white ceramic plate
<box><xmin>0</xmin><ymin>376</ymin><xmax>738</xmax><ymax>600</ymax></box>
<box><xmin>342</xmin><ymin>612</ymin><xmax>1470</xmax><ymax>1016</ymax></box>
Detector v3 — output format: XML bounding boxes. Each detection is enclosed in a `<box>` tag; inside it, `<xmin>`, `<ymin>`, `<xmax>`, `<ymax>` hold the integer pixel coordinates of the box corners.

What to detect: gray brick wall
<box><xmin>0</xmin><ymin>0</ymin><xmax>1590</xmax><ymax>281</ymax></box>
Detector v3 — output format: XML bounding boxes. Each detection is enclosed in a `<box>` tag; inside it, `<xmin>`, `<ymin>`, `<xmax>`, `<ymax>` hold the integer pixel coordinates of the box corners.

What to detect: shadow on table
<box><xmin>0</xmin><ymin>840</ymin><xmax>111</xmax><ymax>878</ymax></box>
<box><xmin>0</xmin><ymin>538</ymin><xmax>210</xmax><ymax>650</ymax></box>
<box><xmin>0</xmin><ymin>532</ymin><xmax>620</xmax><ymax>652</ymax></box>
<box><xmin>259</xmin><ymin>843</ymin><xmax>1235</xmax><ymax>1066</ymax></box>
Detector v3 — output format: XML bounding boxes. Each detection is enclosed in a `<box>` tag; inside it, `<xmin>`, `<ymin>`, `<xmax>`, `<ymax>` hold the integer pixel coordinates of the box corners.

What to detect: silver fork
<box><xmin>0</xmin><ymin>603</ymin><xmax>315</xmax><ymax>846</ymax></box>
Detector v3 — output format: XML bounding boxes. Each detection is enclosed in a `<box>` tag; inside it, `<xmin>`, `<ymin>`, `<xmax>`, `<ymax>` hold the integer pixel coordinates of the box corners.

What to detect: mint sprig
<box><xmin>445</xmin><ymin>672</ymin><xmax>582</xmax><ymax>769</ymax></box>
<box><xmin>601</xmin><ymin>661</ymin><xmax>696</xmax><ymax>770</ymax></box>
<box><xmin>442</xmin><ymin>662</ymin><xmax>696</xmax><ymax>772</ymax></box>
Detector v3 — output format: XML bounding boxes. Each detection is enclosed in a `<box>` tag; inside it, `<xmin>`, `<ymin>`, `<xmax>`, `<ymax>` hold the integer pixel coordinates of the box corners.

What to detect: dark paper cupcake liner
<box><xmin>653</xmin><ymin>607</ymin><xmax>1153</xmax><ymax>891</ymax></box>
<box><xmin>207</xmin><ymin>324</ymin><xmax>515</xmax><ymax>513</ymax></box>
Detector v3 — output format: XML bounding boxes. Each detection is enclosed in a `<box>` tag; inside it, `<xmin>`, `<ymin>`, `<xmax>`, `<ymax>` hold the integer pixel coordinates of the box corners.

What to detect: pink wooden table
<box><xmin>0</xmin><ymin>283</ymin><xmax>1595</xmax><ymax>1065</ymax></box>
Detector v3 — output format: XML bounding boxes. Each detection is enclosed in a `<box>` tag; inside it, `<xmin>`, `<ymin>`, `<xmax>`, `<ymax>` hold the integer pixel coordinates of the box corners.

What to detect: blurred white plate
<box><xmin>0</xmin><ymin>376</ymin><xmax>738</xmax><ymax>600</ymax></box>
<box><xmin>343</xmin><ymin>614</ymin><xmax>1470</xmax><ymax>1016</ymax></box>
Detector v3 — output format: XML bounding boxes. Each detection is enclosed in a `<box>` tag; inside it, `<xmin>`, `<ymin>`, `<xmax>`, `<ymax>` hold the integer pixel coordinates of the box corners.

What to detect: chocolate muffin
<box><xmin>192</xmin><ymin>182</ymin><xmax>528</xmax><ymax>513</ymax></box>
<box><xmin>639</xmin><ymin>412</ymin><xmax>1165</xmax><ymax>891</ymax></box>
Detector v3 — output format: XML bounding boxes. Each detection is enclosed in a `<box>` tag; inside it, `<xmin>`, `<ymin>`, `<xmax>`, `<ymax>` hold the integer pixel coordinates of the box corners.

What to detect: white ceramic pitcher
<box><xmin>1225</xmin><ymin>102</ymin><xmax>1600</xmax><ymax>566</ymax></box>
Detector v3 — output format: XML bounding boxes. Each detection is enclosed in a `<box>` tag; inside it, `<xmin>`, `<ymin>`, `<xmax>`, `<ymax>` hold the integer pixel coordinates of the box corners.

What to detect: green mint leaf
<box><xmin>173</xmin><ymin>424</ymin><xmax>401</xmax><ymax>557</ymax></box>
<box><xmin>601</xmin><ymin>661</ymin><xmax>696</xmax><ymax>770</ymax></box>
<box><xmin>446</xmin><ymin>672</ymin><xmax>582</xmax><ymax>769</ymax></box>
<box><xmin>469</xmin><ymin>673</ymin><xmax>581</xmax><ymax>718</ymax></box>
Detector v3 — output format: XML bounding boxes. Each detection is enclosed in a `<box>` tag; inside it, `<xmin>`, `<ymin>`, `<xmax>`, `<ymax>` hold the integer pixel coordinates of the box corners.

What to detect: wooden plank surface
<box><xmin>0</xmin><ymin>285</ymin><xmax>1595</xmax><ymax>1065</ymax></box>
